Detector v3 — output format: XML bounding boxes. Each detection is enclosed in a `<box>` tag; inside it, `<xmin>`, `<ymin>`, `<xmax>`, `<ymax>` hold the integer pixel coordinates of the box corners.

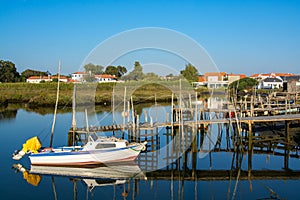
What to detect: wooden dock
<box><xmin>75</xmin><ymin>113</ymin><xmax>300</xmax><ymax>132</ymax></box>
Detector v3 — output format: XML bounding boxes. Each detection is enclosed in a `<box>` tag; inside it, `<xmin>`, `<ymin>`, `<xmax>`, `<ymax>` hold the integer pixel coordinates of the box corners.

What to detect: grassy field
<box><xmin>0</xmin><ymin>81</ymin><xmax>200</xmax><ymax>107</ymax></box>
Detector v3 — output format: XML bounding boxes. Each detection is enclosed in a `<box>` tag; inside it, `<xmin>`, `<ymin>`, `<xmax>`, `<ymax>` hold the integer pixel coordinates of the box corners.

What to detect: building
<box><xmin>282</xmin><ymin>75</ymin><xmax>300</xmax><ymax>92</ymax></box>
<box><xmin>227</xmin><ymin>73</ymin><xmax>246</xmax><ymax>84</ymax></box>
<box><xmin>94</xmin><ymin>74</ymin><xmax>117</xmax><ymax>83</ymax></box>
<box><xmin>52</xmin><ymin>75</ymin><xmax>68</xmax><ymax>82</ymax></box>
<box><xmin>71</xmin><ymin>72</ymin><xmax>85</xmax><ymax>82</ymax></box>
<box><xmin>26</xmin><ymin>75</ymin><xmax>68</xmax><ymax>83</ymax></box>
<box><xmin>204</xmin><ymin>72</ymin><xmax>228</xmax><ymax>89</ymax></box>
<box><xmin>250</xmin><ymin>73</ymin><xmax>294</xmax><ymax>89</ymax></box>
<box><xmin>258</xmin><ymin>77</ymin><xmax>283</xmax><ymax>89</ymax></box>
<box><xmin>194</xmin><ymin>72</ymin><xmax>229</xmax><ymax>89</ymax></box>
<box><xmin>250</xmin><ymin>73</ymin><xmax>293</xmax><ymax>81</ymax></box>
<box><xmin>26</xmin><ymin>76</ymin><xmax>52</xmax><ymax>83</ymax></box>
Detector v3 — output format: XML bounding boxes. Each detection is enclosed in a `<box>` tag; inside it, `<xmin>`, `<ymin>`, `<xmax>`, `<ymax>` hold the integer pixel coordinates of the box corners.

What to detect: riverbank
<box><xmin>0</xmin><ymin>81</ymin><xmax>214</xmax><ymax>107</ymax></box>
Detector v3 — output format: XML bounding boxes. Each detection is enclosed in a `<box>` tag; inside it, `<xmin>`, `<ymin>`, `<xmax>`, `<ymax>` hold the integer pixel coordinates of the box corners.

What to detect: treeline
<box><xmin>0</xmin><ymin>59</ymin><xmax>200</xmax><ymax>83</ymax></box>
<box><xmin>0</xmin><ymin>82</ymin><xmax>177</xmax><ymax>107</ymax></box>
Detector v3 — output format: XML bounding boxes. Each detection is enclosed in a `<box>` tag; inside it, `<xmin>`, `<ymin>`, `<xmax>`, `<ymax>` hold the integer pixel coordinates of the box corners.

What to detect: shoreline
<box><xmin>0</xmin><ymin>82</ymin><xmax>221</xmax><ymax>107</ymax></box>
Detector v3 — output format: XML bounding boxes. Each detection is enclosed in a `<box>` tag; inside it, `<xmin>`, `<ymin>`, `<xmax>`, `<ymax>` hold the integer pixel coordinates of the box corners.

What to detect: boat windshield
<box><xmin>89</xmin><ymin>133</ymin><xmax>98</xmax><ymax>142</ymax></box>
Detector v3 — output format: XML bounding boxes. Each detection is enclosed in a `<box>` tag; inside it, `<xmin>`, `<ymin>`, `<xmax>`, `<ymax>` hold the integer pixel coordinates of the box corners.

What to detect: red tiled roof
<box><xmin>198</xmin><ymin>76</ymin><xmax>205</xmax><ymax>82</ymax></box>
<box><xmin>250</xmin><ymin>73</ymin><xmax>294</xmax><ymax>78</ymax></box>
<box><xmin>228</xmin><ymin>73</ymin><xmax>247</xmax><ymax>78</ymax></box>
<box><xmin>73</xmin><ymin>71</ymin><xmax>85</xmax><ymax>74</ymax></box>
<box><xmin>94</xmin><ymin>74</ymin><xmax>116</xmax><ymax>79</ymax></box>
<box><xmin>27</xmin><ymin>76</ymin><xmax>51</xmax><ymax>80</ymax></box>
<box><xmin>204</xmin><ymin>72</ymin><xmax>226</xmax><ymax>76</ymax></box>
<box><xmin>52</xmin><ymin>75</ymin><xmax>68</xmax><ymax>79</ymax></box>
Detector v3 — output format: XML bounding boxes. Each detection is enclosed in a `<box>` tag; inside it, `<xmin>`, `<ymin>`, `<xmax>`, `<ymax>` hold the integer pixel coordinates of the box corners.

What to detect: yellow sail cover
<box><xmin>22</xmin><ymin>136</ymin><xmax>42</xmax><ymax>153</ymax></box>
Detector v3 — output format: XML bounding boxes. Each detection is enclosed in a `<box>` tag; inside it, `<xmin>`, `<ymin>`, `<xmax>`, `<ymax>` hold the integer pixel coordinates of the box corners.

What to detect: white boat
<box><xmin>29</xmin><ymin>135</ymin><xmax>146</xmax><ymax>166</ymax></box>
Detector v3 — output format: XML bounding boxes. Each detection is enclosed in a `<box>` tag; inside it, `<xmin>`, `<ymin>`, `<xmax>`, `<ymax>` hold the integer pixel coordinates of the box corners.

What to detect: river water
<box><xmin>1</xmin><ymin>103</ymin><xmax>300</xmax><ymax>200</ymax></box>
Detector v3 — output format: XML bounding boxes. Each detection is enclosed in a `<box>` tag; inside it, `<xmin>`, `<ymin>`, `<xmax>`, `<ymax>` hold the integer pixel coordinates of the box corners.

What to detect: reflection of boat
<box><xmin>83</xmin><ymin>179</ymin><xmax>126</xmax><ymax>190</ymax></box>
<box><xmin>13</xmin><ymin>82</ymin><xmax>147</xmax><ymax>166</ymax></box>
<box><xmin>13</xmin><ymin>161</ymin><xmax>146</xmax><ymax>187</ymax></box>
<box><xmin>29</xmin><ymin>162</ymin><xmax>145</xmax><ymax>179</ymax></box>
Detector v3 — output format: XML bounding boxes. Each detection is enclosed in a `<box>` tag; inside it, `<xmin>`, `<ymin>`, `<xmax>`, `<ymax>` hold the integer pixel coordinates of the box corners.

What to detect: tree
<box><xmin>105</xmin><ymin>65</ymin><xmax>127</xmax><ymax>78</ymax></box>
<box><xmin>123</xmin><ymin>61</ymin><xmax>144</xmax><ymax>81</ymax></box>
<box><xmin>21</xmin><ymin>69</ymin><xmax>48</xmax><ymax>81</ymax></box>
<box><xmin>180</xmin><ymin>63</ymin><xmax>198</xmax><ymax>82</ymax></box>
<box><xmin>229</xmin><ymin>77</ymin><xmax>258</xmax><ymax>91</ymax></box>
<box><xmin>117</xmin><ymin>65</ymin><xmax>127</xmax><ymax>77</ymax></box>
<box><xmin>105</xmin><ymin>66</ymin><xmax>118</xmax><ymax>76</ymax></box>
<box><xmin>143</xmin><ymin>72</ymin><xmax>159</xmax><ymax>81</ymax></box>
<box><xmin>0</xmin><ymin>60</ymin><xmax>20</xmax><ymax>82</ymax></box>
<box><xmin>83</xmin><ymin>63</ymin><xmax>104</xmax><ymax>75</ymax></box>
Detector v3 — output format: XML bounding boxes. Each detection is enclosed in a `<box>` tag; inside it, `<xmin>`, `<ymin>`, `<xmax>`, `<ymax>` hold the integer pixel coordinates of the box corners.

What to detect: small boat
<box><xmin>13</xmin><ymin>134</ymin><xmax>146</xmax><ymax>166</ymax></box>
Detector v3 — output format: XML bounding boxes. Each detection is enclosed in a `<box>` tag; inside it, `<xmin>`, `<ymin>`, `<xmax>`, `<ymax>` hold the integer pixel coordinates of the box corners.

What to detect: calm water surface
<box><xmin>1</xmin><ymin>104</ymin><xmax>300</xmax><ymax>200</ymax></box>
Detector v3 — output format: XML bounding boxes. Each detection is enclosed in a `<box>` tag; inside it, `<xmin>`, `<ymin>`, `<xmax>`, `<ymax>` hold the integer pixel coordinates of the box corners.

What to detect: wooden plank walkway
<box><xmin>75</xmin><ymin>114</ymin><xmax>300</xmax><ymax>132</ymax></box>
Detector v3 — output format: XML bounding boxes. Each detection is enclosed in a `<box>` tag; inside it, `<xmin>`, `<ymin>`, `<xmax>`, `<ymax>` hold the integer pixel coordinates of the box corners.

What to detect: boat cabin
<box><xmin>83</xmin><ymin>133</ymin><xmax>128</xmax><ymax>150</ymax></box>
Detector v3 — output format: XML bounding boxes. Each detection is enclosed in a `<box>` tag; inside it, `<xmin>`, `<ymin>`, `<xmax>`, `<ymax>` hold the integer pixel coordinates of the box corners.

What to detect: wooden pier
<box><xmin>69</xmin><ymin>90</ymin><xmax>300</xmax><ymax>183</ymax></box>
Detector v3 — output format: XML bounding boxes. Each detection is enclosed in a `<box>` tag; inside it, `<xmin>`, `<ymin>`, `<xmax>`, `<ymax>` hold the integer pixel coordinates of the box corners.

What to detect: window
<box><xmin>96</xmin><ymin>143</ymin><xmax>116</xmax><ymax>149</ymax></box>
<box><xmin>89</xmin><ymin>133</ymin><xmax>98</xmax><ymax>142</ymax></box>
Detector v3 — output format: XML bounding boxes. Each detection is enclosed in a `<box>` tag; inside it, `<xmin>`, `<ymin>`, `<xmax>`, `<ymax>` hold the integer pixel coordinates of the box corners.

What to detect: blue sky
<box><xmin>1</xmin><ymin>0</ymin><xmax>300</xmax><ymax>75</ymax></box>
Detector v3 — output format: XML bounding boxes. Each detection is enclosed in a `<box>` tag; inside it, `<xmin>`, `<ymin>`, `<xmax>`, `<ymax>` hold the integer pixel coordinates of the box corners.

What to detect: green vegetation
<box><xmin>84</xmin><ymin>63</ymin><xmax>104</xmax><ymax>75</ymax></box>
<box><xmin>104</xmin><ymin>65</ymin><xmax>127</xmax><ymax>77</ymax></box>
<box><xmin>0</xmin><ymin>60</ymin><xmax>20</xmax><ymax>82</ymax></box>
<box><xmin>123</xmin><ymin>61</ymin><xmax>144</xmax><ymax>81</ymax></box>
<box><xmin>21</xmin><ymin>69</ymin><xmax>49</xmax><ymax>81</ymax></box>
<box><xmin>180</xmin><ymin>63</ymin><xmax>198</xmax><ymax>82</ymax></box>
<box><xmin>229</xmin><ymin>77</ymin><xmax>258</xmax><ymax>92</ymax></box>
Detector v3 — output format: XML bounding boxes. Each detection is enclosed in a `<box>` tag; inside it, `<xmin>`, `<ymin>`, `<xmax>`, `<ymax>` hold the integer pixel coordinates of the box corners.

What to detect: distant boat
<box><xmin>12</xmin><ymin>63</ymin><xmax>146</xmax><ymax>166</ymax></box>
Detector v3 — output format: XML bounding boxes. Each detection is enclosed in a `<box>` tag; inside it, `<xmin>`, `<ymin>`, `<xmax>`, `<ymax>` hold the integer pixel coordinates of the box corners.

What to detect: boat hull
<box><xmin>29</xmin><ymin>145</ymin><xmax>143</xmax><ymax>166</ymax></box>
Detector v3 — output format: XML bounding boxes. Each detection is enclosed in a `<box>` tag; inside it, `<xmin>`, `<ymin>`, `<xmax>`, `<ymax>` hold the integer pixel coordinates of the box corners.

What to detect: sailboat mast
<box><xmin>50</xmin><ymin>61</ymin><xmax>61</xmax><ymax>147</ymax></box>
<box><xmin>72</xmin><ymin>85</ymin><xmax>77</xmax><ymax>146</ymax></box>
<box><xmin>72</xmin><ymin>85</ymin><xmax>77</xmax><ymax>130</ymax></box>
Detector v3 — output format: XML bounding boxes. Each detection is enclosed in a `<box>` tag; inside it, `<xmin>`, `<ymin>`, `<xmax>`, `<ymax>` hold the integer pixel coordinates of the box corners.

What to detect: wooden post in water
<box><xmin>284</xmin><ymin>120</ymin><xmax>290</xmax><ymax>169</ymax></box>
<box><xmin>131</xmin><ymin>96</ymin><xmax>135</xmax><ymax>140</ymax></box>
<box><xmin>123</xmin><ymin>86</ymin><xmax>126</xmax><ymax>132</ymax></box>
<box><xmin>250</xmin><ymin>95</ymin><xmax>254</xmax><ymax>117</ymax></box>
<box><xmin>137</xmin><ymin>114</ymin><xmax>140</xmax><ymax>142</ymax></box>
<box><xmin>171</xmin><ymin>93</ymin><xmax>174</xmax><ymax>136</ymax></box>
<box><xmin>195</xmin><ymin>92</ymin><xmax>197</xmax><ymax>126</ymax></box>
<box><xmin>127</xmin><ymin>101</ymin><xmax>130</xmax><ymax>123</ymax></box>
<box><xmin>285</xmin><ymin>98</ymin><xmax>288</xmax><ymax>115</ymax></box>
<box><xmin>248</xmin><ymin>121</ymin><xmax>253</xmax><ymax>179</ymax></box>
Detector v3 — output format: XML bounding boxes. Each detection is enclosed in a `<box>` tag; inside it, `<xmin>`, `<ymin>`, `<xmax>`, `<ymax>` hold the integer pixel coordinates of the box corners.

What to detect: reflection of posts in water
<box><xmin>284</xmin><ymin>121</ymin><xmax>290</xmax><ymax>170</ymax></box>
<box><xmin>248</xmin><ymin>121</ymin><xmax>253</xmax><ymax>178</ymax></box>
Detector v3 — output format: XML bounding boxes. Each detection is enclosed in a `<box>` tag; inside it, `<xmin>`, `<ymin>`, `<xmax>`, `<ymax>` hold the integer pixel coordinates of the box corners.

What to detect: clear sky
<box><xmin>1</xmin><ymin>0</ymin><xmax>300</xmax><ymax>75</ymax></box>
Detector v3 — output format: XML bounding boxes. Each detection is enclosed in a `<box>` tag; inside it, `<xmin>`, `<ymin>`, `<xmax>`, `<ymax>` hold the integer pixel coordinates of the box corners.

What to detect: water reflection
<box><xmin>13</xmin><ymin>162</ymin><xmax>145</xmax><ymax>199</ymax></box>
<box><xmin>0</xmin><ymin>108</ymin><xmax>17</xmax><ymax>120</ymax></box>
<box><xmin>4</xmin><ymin>100</ymin><xmax>300</xmax><ymax>200</ymax></box>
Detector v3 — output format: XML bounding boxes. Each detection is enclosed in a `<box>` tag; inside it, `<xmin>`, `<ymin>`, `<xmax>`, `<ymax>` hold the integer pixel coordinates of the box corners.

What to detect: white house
<box><xmin>26</xmin><ymin>76</ymin><xmax>52</xmax><ymax>83</ymax></box>
<box><xmin>258</xmin><ymin>77</ymin><xmax>283</xmax><ymax>89</ymax></box>
<box><xmin>26</xmin><ymin>75</ymin><xmax>68</xmax><ymax>83</ymax></box>
<box><xmin>71</xmin><ymin>72</ymin><xmax>85</xmax><ymax>82</ymax></box>
<box><xmin>94</xmin><ymin>74</ymin><xmax>117</xmax><ymax>83</ymax></box>
<box><xmin>204</xmin><ymin>72</ymin><xmax>228</xmax><ymax>89</ymax></box>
